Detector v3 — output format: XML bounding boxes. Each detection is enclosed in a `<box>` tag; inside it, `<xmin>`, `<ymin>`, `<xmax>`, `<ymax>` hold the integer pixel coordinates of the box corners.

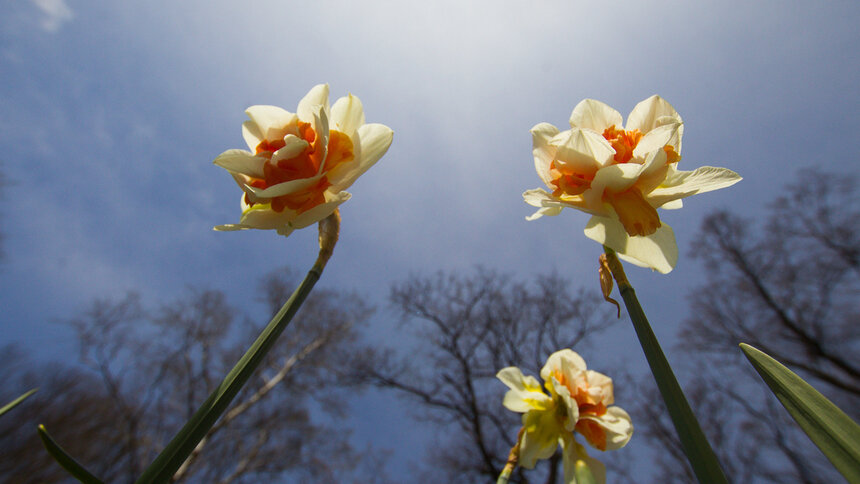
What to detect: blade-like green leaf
<box><xmin>0</xmin><ymin>388</ymin><xmax>37</xmax><ymax>417</ymax></box>
<box><xmin>38</xmin><ymin>425</ymin><xmax>104</xmax><ymax>484</ymax></box>
<box><xmin>740</xmin><ymin>343</ymin><xmax>860</xmax><ymax>482</ymax></box>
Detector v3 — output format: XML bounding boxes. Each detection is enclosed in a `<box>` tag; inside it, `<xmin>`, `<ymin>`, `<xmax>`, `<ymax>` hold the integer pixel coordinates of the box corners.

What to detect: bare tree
<box><xmin>636</xmin><ymin>169</ymin><xmax>858</xmax><ymax>483</ymax></box>
<box><xmin>352</xmin><ymin>268</ymin><xmax>621</xmax><ymax>483</ymax></box>
<box><xmin>0</xmin><ymin>344</ymin><xmax>130</xmax><ymax>483</ymax></box>
<box><xmin>0</xmin><ymin>267</ymin><xmax>381</xmax><ymax>484</ymax></box>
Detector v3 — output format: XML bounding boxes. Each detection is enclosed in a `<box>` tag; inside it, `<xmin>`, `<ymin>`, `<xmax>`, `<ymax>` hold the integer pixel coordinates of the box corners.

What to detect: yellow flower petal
<box><xmin>520</xmin><ymin>409</ymin><xmax>563</xmax><ymax>468</ymax></box>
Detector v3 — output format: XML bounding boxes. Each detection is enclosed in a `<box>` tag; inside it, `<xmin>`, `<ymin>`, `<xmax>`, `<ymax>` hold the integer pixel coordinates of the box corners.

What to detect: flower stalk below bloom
<box><xmin>135</xmin><ymin>215</ymin><xmax>340</xmax><ymax>484</ymax></box>
<box><xmin>602</xmin><ymin>246</ymin><xmax>728</xmax><ymax>484</ymax></box>
<box><xmin>496</xmin><ymin>427</ymin><xmax>524</xmax><ymax>484</ymax></box>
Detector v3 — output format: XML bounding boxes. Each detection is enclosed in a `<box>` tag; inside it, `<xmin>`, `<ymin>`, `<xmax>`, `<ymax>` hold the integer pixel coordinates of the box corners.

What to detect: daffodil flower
<box><xmin>497</xmin><ymin>349</ymin><xmax>632</xmax><ymax>483</ymax></box>
<box><xmin>524</xmin><ymin>96</ymin><xmax>741</xmax><ymax>273</ymax></box>
<box><xmin>214</xmin><ymin>84</ymin><xmax>393</xmax><ymax>236</ymax></box>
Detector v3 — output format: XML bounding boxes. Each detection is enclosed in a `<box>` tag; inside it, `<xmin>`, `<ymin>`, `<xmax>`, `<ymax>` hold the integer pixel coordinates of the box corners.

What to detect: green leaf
<box><xmin>38</xmin><ymin>425</ymin><xmax>104</xmax><ymax>484</ymax></box>
<box><xmin>135</xmin><ymin>260</ymin><xmax>326</xmax><ymax>484</ymax></box>
<box><xmin>740</xmin><ymin>343</ymin><xmax>860</xmax><ymax>482</ymax></box>
<box><xmin>0</xmin><ymin>388</ymin><xmax>37</xmax><ymax>417</ymax></box>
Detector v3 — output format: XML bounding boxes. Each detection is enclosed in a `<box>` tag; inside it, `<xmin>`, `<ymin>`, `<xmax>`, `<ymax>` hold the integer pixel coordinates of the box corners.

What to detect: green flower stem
<box><xmin>603</xmin><ymin>247</ymin><xmax>727</xmax><ymax>484</ymax></box>
<box><xmin>38</xmin><ymin>425</ymin><xmax>104</xmax><ymax>484</ymax></box>
<box><xmin>0</xmin><ymin>388</ymin><xmax>37</xmax><ymax>417</ymax></box>
<box><xmin>136</xmin><ymin>212</ymin><xmax>340</xmax><ymax>484</ymax></box>
<box><xmin>496</xmin><ymin>427</ymin><xmax>524</xmax><ymax>484</ymax></box>
<box><xmin>495</xmin><ymin>464</ymin><xmax>513</xmax><ymax>484</ymax></box>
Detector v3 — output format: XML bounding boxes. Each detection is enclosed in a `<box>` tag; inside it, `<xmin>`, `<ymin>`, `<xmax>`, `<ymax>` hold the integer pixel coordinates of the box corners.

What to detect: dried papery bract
<box><xmin>598</xmin><ymin>254</ymin><xmax>619</xmax><ymax>317</ymax></box>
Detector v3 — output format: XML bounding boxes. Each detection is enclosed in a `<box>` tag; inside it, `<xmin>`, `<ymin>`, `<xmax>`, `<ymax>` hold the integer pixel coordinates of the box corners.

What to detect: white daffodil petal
<box><xmin>633</xmin><ymin>150</ymin><xmax>673</xmax><ymax>196</ymax></box>
<box><xmin>237</xmin><ymin>204</ymin><xmax>295</xmax><ymax>230</ymax></box>
<box><xmin>242</xmin><ymin>120</ymin><xmax>264</xmax><ymax>151</ymax></box>
<box><xmin>526</xmin><ymin>206</ymin><xmax>563</xmax><ymax>221</ymax></box>
<box><xmin>531</xmin><ymin>122</ymin><xmax>560</xmax><ymax>186</ymax></box>
<box><xmin>523</xmin><ymin>188</ymin><xmax>557</xmax><ymax>208</ymax></box>
<box><xmin>245</xmin><ymin>105</ymin><xmax>296</xmax><ymax>143</ymax></box>
<box><xmin>524</xmin><ymin>189</ymin><xmax>598</xmax><ymax>217</ymax></box>
<box><xmin>632</xmin><ymin>122</ymin><xmax>682</xmax><ymax>158</ymax></box>
<box><xmin>237</xmin><ymin>193</ymin><xmax>349</xmax><ymax>233</ymax></box>
<box><xmin>497</xmin><ymin>367</ymin><xmax>530</xmax><ymax>390</ymax></box>
<box><xmin>584</xmin><ymin>370</ymin><xmax>614</xmax><ymax>405</ymax></box>
<box><xmin>213</xmin><ymin>224</ymin><xmax>249</xmax><ymax>232</ymax></box>
<box><xmin>313</xmin><ymin>105</ymin><xmax>330</xmax><ymax>166</ymax></box>
<box><xmin>331</xmin><ymin>93</ymin><xmax>365</xmax><ymax>138</ymax></box>
<box><xmin>297</xmin><ymin>84</ymin><xmax>330</xmax><ymax>122</ymax></box>
<box><xmin>541</xmin><ymin>349</ymin><xmax>587</xmax><ymax>382</ymax></box>
<box><xmin>590</xmin><ymin>163</ymin><xmax>645</xmax><ymax>197</ymax></box>
<box><xmin>584</xmin><ymin>216</ymin><xmax>678</xmax><ymax>273</ymax></box>
<box><xmin>244</xmin><ymin>173</ymin><xmax>324</xmax><ymax>198</ymax></box>
<box><xmin>549</xmin><ymin>378</ymin><xmax>580</xmax><ymax>431</ymax></box>
<box><xmin>653</xmin><ymin>166</ymin><xmax>742</xmax><ymax>195</ymax></box>
<box><xmin>625</xmin><ymin>95</ymin><xmax>682</xmax><ymax>133</ymax></box>
<box><xmin>648</xmin><ymin>166</ymin><xmax>742</xmax><ymax>209</ymax></box>
<box><xmin>281</xmin><ymin>191</ymin><xmax>351</xmax><ymax>230</ymax></box>
<box><xmin>213</xmin><ymin>149</ymin><xmax>267</xmax><ymax>178</ymax></box>
<box><xmin>329</xmin><ymin>123</ymin><xmax>393</xmax><ymax>191</ymax></box>
<box><xmin>230</xmin><ymin>172</ymin><xmax>255</xmax><ymax>195</ymax></box>
<box><xmin>553</xmin><ymin>128</ymin><xmax>615</xmax><ymax>173</ymax></box>
<box><xmin>580</xmin><ymin>406</ymin><xmax>633</xmax><ymax>451</ymax></box>
<box><xmin>660</xmin><ymin>199</ymin><xmax>683</xmax><ymax>209</ymax></box>
<box><xmin>497</xmin><ymin>367</ymin><xmax>552</xmax><ymax>413</ymax></box>
<box><xmin>569</xmin><ymin>99</ymin><xmax>623</xmax><ymax>133</ymax></box>
<box><xmin>270</xmin><ymin>135</ymin><xmax>310</xmax><ymax>164</ymax></box>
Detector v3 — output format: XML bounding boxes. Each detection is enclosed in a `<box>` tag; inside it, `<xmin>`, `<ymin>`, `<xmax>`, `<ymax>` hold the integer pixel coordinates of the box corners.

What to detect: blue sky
<box><xmin>2</xmin><ymin>0</ymin><xmax>859</xmax><ymax>479</ymax></box>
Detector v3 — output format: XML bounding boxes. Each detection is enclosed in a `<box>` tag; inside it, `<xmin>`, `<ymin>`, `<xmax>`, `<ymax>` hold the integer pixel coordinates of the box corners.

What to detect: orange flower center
<box><xmin>246</xmin><ymin>121</ymin><xmax>354</xmax><ymax>214</ymax></box>
<box><xmin>602</xmin><ymin>125</ymin><xmax>643</xmax><ymax>164</ymax></box>
<box><xmin>552</xmin><ymin>369</ymin><xmax>611</xmax><ymax>450</ymax></box>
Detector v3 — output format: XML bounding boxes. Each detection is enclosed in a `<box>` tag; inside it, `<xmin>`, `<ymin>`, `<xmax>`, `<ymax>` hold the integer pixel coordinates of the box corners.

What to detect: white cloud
<box><xmin>31</xmin><ymin>0</ymin><xmax>73</xmax><ymax>32</ymax></box>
